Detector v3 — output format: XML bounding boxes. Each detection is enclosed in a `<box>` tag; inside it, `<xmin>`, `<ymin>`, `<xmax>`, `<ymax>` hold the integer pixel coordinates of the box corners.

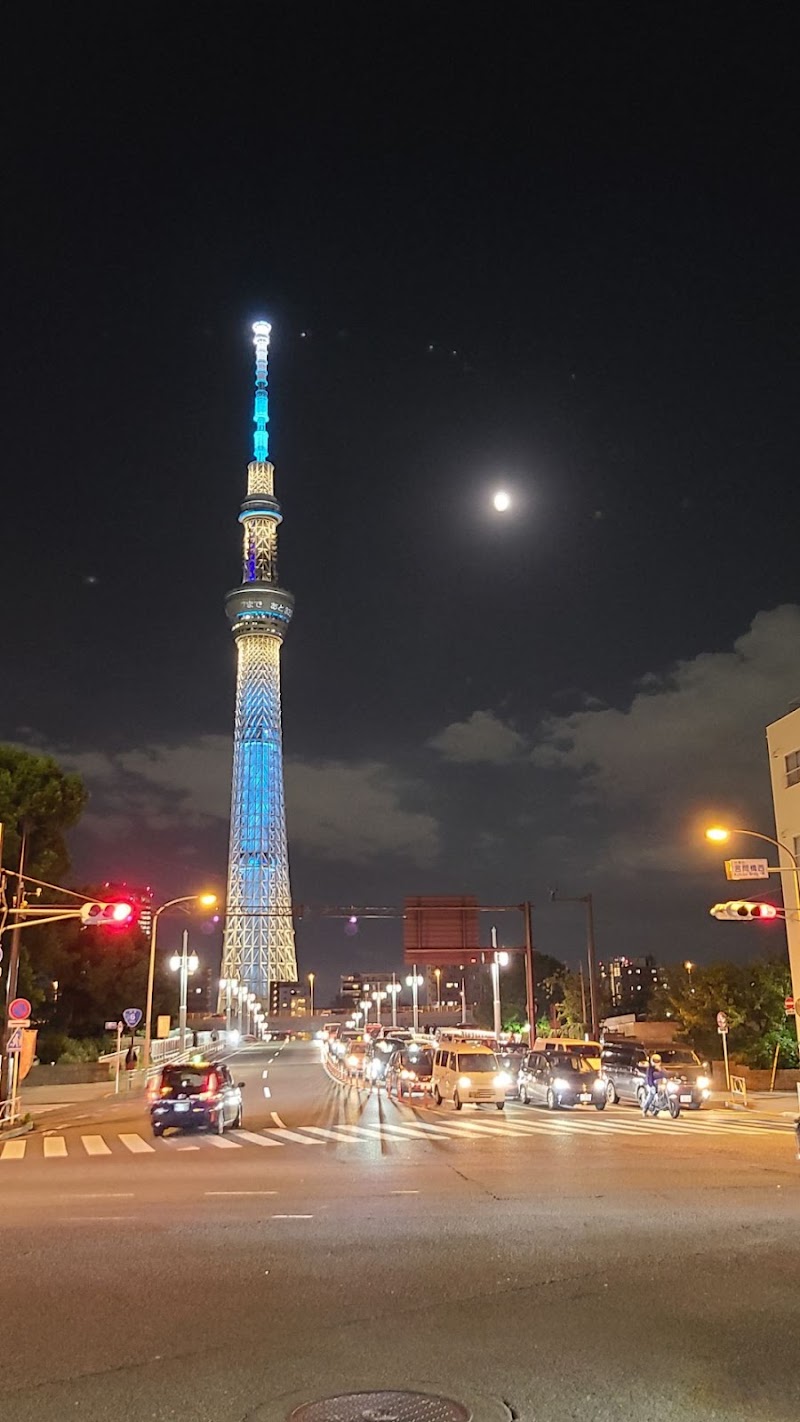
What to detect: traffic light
<box><xmin>709</xmin><ymin>900</ymin><xmax>779</xmax><ymax>921</ymax></box>
<box><xmin>79</xmin><ymin>900</ymin><xmax>136</xmax><ymax>928</ymax></box>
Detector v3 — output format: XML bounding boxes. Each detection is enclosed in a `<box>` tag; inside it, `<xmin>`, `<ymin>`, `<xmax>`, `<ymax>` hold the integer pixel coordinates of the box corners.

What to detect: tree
<box><xmin>0</xmin><ymin>744</ymin><xmax>87</xmax><ymax>884</ymax></box>
<box><xmin>655</xmin><ymin>958</ymin><xmax>797</xmax><ymax>1068</ymax></box>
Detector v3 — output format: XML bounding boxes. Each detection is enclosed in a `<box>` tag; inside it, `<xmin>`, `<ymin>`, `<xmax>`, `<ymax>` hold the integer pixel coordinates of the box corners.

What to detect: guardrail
<box><xmin>730</xmin><ymin>1074</ymin><xmax>748</xmax><ymax>1107</ymax></box>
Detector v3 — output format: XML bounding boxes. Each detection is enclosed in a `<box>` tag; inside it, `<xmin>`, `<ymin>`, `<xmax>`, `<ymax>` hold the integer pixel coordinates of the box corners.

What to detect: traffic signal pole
<box><xmin>0</xmin><ymin>829</ymin><xmax>26</xmax><ymax>1105</ymax></box>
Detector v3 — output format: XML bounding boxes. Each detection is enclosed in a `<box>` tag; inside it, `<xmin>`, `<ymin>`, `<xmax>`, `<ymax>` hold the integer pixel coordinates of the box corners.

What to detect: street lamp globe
<box><xmin>705</xmin><ymin>826</ymin><xmax>730</xmax><ymax>843</ymax></box>
<box><xmin>169</xmin><ymin>954</ymin><xmax>181</xmax><ymax>972</ymax></box>
<box><xmin>187</xmin><ymin>953</ymin><xmax>199</xmax><ymax>973</ymax></box>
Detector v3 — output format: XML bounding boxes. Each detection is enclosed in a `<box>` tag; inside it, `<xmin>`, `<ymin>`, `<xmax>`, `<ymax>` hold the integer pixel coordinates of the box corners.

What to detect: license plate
<box><xmin>579</xmin><ymin>1093</ymin><xmax>592</xmax><ymax>1103</ymax></box>
<box><xmin>175</xmin><ymin>1102</ymin><xmax>190</xmax><ymax>1112</ymax></box>
<box><xmin>474</xmin><ymin>1091</ymin><xmax>492</xmax><ymax>1099</ymax></box>
<box><xmin>679</xmin><ymin>1094</ymin><xmax>692</xmax><ymax>1103</ymax></box>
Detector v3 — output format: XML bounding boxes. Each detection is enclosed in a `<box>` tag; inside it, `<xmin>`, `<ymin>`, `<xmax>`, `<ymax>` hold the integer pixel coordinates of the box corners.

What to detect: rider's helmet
<box><xmin>650</xmin><ymin>1053</ymin><xmax>662</xmax><ymax>1063</ymax></box>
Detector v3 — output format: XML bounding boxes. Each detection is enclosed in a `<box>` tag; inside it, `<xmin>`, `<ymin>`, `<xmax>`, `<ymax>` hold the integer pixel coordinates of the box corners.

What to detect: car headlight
<box><xmin>400</xmin><ymin>1069</ymin><xmax>415</xmax><ymax>1079</ymax></box>
<box><xmin>552</xmin><ymin>1078</ymin><xmax>569</xmax><ymax>1091</ymax></box>
<box><xmin>458</xmin><ymin>1076</ymin><xmax>472</xmax><ymax>1089</ymax></box>
<box><xmin>347</xmin><ymin>1054</ymin><xmax>359</xmax><ymax>1067</ymax></box>
<box><xmin>666</xmin><ymin>1079</ymin><xmax>679</xmax><ymax>1092</ymax></box>
<box><xmin>592</xmin><ymin>1078</ymin><xmax>605</xmax><ymax>1091</ymax></box>
<box><xmin>696</xmin><ymin>1076</ymin><xmax>710</xmax><ymax>1090</ymax></box>
<box><xmin>495</xmin><ymin>1072</ymin><xmax>511</xmax><ymax>1088</ymax></box>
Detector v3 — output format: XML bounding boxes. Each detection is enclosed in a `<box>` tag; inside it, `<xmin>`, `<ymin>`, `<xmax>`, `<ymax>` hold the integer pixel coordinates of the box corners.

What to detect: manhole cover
<box><xmin>289</xmin><ymin>1391</ymin><xmax>471</xmax><ymax>1422</ymax></box>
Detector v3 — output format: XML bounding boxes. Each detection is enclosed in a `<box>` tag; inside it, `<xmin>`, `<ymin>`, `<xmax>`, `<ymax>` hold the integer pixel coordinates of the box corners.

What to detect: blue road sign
<box><xmin>122</xmin><ymin>1007</ymin><xmax>142</xmax><ymax>1029</ymax></box>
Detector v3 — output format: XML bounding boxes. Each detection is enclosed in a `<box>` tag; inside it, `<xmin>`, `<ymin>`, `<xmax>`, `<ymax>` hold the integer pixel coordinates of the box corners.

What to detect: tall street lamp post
<box><xmin>144</xmin><ymin>892</ymin><xmax>216</xmax><ymax>1071</ymax></box>
<box><xmin>360</xmin><ymin>997</ymin><xmax>371</xmax><ymax>1030</ymax></box>
<box><xmin>371</xmin><ymin>989</ymin><xmax>387</xmax><ymax>1025</ymax></box>
<box><xmin>706</xmin><ymin>825</ymin><xmax>800</xmax><ymax>1048</ymax></box>
<box><xmin>308</xmin><ymin>972</ymin><xmax>315</xmax><ymax>1018</ymax></box>
<box><xmin>405</xmin><ymin>971</ymin><xmax>423</xmax><ymax>1033</ymax></box>
<box><xmin>489</xmin><ymin>925</ymin><xmax>509</xmax><ymax>1040</ymax></box>
<box><xmin>434</xmin><ymin>967</ymin><xmax>441</xmax><ymax>1009</ymax></box>
<box><xmin>385</xmin><ymin>977</ymin><xmax>400</xmax><ymax>1028</ymax></box>
<box><xmin>169</xmin><ymin>931</ymin><xmax>199</xmax><ymax>1053</ymax></box>
<box><xmin>549</xmin><ymin>890</ymin><xmax>600</xmax><ymax>1037</ymax></box>
<box><xmin>219</xmin><ymin>977</ymin><xmax>235</xmax><ymax>1037</ymax></box>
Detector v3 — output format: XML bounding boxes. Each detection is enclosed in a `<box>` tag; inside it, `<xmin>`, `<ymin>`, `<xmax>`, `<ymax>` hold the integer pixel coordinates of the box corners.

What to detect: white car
<box><xmin>430</xmin><ymin>1043</ymin><xmax>509</xmax><ymax>1110</ymax></box>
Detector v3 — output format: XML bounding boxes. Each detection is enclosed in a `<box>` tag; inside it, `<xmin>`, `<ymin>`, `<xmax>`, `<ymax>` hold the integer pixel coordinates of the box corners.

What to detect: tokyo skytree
<box><xmin>221</xmin><ymin>320</ymin><xmax>297</xmax><ymax>1001</ymax></box>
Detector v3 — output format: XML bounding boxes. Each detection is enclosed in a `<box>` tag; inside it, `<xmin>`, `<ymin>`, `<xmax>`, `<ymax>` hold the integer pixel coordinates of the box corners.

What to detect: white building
<box><xmin>765</xmin><ymin>704</ymin><xmax>800</xmax><ymax>1029</ymax></box>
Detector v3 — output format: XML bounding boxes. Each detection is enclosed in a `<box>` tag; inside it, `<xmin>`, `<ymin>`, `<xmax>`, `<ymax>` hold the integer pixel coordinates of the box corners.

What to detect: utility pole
<box><xmin>522</xmin><ymin>900</ymin><xmax>536</xmax><ymax>1044</ymax></box>
<box><xmin>1</xmin><ymin>828</ymin><xmax>27</xmax><ymax>1103</ymax></box>
<box><xmin>550</xmin><ymin>888</ymin><xmax>601</xmax><ymax>1038</ymax></box>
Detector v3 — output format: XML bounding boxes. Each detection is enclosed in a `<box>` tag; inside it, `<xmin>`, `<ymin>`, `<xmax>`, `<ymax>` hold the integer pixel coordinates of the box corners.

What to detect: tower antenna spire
<box><xmin>252</xmin><ymin>319</ymin><xmax>271</xmax><ymax>462</ymax></box>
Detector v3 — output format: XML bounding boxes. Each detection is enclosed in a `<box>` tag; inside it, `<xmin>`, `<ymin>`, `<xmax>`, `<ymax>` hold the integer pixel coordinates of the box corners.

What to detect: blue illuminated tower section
<box><xmin>221</xmin><ymin>320</ymin><xmax>298</xmax><ymax>1001</ymax></box>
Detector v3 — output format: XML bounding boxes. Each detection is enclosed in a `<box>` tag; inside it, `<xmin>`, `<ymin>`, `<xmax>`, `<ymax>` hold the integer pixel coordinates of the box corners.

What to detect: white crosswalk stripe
<box><xmin>82</xmin><ymin>1135</ymin><xmax>112</xmax><ymax>1156</ymax></box>
<box><xmin>0</xmin><ymin>1110</ymin><xmax>790</xmax><ymax>1165</ymax></box>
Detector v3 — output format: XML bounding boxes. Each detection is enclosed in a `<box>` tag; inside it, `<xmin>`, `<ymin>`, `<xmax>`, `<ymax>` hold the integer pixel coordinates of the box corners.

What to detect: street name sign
<box><xmin>725</xmin><ymin>858</ymin><xmax>769</xmax><ymax>881</ymax></box>
<box><xmin>122</xmin><ymin>1007</ymin><xmax>142</xmax><ymax>1029</ymax></box>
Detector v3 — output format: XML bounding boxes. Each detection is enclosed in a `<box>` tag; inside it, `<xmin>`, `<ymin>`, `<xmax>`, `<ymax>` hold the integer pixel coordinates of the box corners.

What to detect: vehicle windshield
<box><xmin>657</xmin><ymin>1049</ymin><xmax>701</xmax><ymax>1066</ymax></box>
<box><xmin>401</xmin><ymin>1051</ymin><xmax>433</xmax><ymax>1073</ymax></box>
<box><xmin>456</xmin><ymin>1053</ymin><xmax>499</xmax><ymax>1073</ymax></box>
<box><xmin>557</xmin><ymin>1056</ymin><xmax>595</xmax><ymax>1074</ymax></box>
<box><xmin>161</xmin><ymin>1067</ymin><xmax>211</xmax><ymax>1094</ymax></box>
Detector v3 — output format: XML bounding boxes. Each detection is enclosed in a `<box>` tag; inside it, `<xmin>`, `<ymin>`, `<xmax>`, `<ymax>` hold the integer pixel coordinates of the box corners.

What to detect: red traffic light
<box><xmin>80</xmin><ymin>901</ymin><xmax>136</xmax><ymax>928</ymax></box>
<box><xmin>710</xmin><ymin>900</ymin><xmax>780</xmax><ymax>921</ymax></box>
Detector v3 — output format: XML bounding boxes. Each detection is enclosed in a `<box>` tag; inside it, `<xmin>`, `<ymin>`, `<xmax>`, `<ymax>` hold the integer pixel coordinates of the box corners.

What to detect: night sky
<box><xmin>4</xmin><ymin>10</ymin><xmax>799</xmax><ymax>1001</ymax></box>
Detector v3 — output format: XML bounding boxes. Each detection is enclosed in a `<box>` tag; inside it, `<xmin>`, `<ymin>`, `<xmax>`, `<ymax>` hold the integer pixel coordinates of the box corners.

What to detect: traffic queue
<box><xmin>319</xmin><ymin>1022</ymin><xmax>713</xmax><ymax>1119</ymax></box>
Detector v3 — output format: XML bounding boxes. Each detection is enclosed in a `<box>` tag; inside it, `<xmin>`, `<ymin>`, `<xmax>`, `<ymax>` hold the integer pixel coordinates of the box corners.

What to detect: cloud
<box><xmin>43</xmin><ymin>736</ymin><xmax>439</xmax><ymax>868</ymax></box>
<box><xmin>531</xmin><ymin>605</ymin><xmax>800</xmax><ymax>873</ymax></box>
<box><xmin>428</xmin><ymin>709</ymin><xmax>527</xmax><ymax>764</ymax></box>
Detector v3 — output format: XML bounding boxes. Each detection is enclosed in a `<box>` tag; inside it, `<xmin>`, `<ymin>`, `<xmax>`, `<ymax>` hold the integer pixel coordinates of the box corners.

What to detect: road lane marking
<box><xmin>262</xmin><ymin>1128</ymin><xmax>323</xmax><ymax>1145</ymax></box>
<box><xmin>82</xmin><ymin>1136</ymin><xmax>112</xmax><ymax>1156</ymax></box>
<box><xmin>302</xmin><ymin>1126</ymin><xmax>370</xmax><ymax>1143</ymax></box>
<box><xmin>391</xmin><ymin>1189</ymin><xmax>420</xmax><ymax>1194</ymax></box>
<box><xmin>206</xmin><ymin>1190</ymin><xmax>278</xmax><ymax>1196</ymax></box>
<box><xmin>263</xmin><ymin>1086</ymin><xmax>272</xmax><ymax>1098</ymax></box>
<box><xmin>119</xmin><ymin>1133</ymin><xmax>155</xmax><ymax>1154</ymax></box>
<box><xmin>262</xmin><ymin>1070</ymin><xmax>270</xmax><ymax>1079</ymax></box>
<box><xmin>205</xmin><ymin>1135</ymin><xmax>242</xmax><ymax>1149</ymax></box>
<box><xmin>43</xmin><ymin>1138</ymin><xmax>68</xmax><ymax>1159</ymax></box>
<box><xmin>270</xmin><ymin>1112</ymin><xmax>288</xmax><ymax>1128</ymax></box>
<box><xmin>1</xmin><ymin>1140</ymin><xmax>26</xmax><ymax>1160</ymax></box>
<box><xmin>232</xmin><ymin>1130</ymin><xmax>283</xmax><ymax>1148</ymax></box>
<box><xmin>272</xmin><ymin>1214</ymin><xmax>313</xmax><ymax>1219</ymax></box>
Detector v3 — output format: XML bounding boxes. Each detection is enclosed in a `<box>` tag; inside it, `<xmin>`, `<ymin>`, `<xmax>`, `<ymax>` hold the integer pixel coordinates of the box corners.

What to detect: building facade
<box><xmin>766</xmin><ymin>705</ymin><xmax>800</xmax><ymax>1033</ymax></box>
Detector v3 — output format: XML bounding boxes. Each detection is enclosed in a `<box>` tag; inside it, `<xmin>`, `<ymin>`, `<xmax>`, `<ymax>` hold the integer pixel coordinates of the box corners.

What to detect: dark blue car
<box><xmin>149</xmin><ymin>1060</ymin><xmax>244</xmax><ymax>1138</ymax></box>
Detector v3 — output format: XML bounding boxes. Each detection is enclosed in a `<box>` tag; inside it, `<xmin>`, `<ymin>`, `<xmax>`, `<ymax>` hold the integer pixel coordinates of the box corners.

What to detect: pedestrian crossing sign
<box><xmin>6</xmin><ymin>1027</ymin><xmax>23</xmax><ymax>1053</ymax></box>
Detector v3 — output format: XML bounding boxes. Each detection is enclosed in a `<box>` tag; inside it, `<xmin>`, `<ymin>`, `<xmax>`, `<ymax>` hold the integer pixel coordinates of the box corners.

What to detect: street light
<box><xmin>704</xmin><ymin>823</ymin><xmax>800</xmax><ymax>1047</ymax></box>
<box><xmin>405</xmin><ymin>971</ymin><xmax>424</xmax><ymax>1033</ymax></box>
<box><xmin>385</xmin><ymin>978</ymin><xmax>401</xmax><ymax>1029</ymax></box>
<box><xmin>371</xmin><ymin>989</ymin><xmax>387</xmax><ymax>1025</ymax></box>
<box><xmin>360</xmin><ymin>997</ymin><xmax>371</xmax><ymax>1029</ymax></box>
<box><xmin>219</xmin><ymin>977</ymin><xmax>237</xmax><ymax>1038</ymax></box>
<box><xmin>434</xmin><ymin>967</ymin><xmax>441</xmax><ymax>1009</ymax></box>
<box><xmin>489</xmin><ymin>925</ymin><xmax>508</xmax><ymax>1040</ymax></box>
<box><xmin>169</xmin><ymin>931</ymin><xmax>200</xmax><ymax>1052</ymax></box>
<box><xmin>308</xmin><ymin>972</ymin><xmax>315</xmax><ymax>1017</ymax></box>
<box><xmin>144</xmin><ymin>891</ymin><xmax>217</xmax><ymax>1070</ymax></box>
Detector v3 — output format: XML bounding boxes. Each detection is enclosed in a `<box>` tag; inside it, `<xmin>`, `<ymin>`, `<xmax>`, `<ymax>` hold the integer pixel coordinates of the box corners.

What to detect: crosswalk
<box><xmin>0</xmin><ymin>1107</ymin><xmax>791</xmax><ymax>1162</ymax></box>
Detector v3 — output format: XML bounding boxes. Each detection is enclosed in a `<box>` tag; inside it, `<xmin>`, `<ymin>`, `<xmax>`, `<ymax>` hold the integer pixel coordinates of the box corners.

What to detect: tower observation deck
<box><xmin>221</xmin><ymin>321</ymin><xmax>297</xmax><ymax>1001</ymax></box>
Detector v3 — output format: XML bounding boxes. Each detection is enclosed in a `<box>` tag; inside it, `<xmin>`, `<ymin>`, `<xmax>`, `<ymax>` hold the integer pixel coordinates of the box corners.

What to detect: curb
<box><xmin>0</xmin><ymin>1120</ymin><xmax>34</xmax><ymax>1140</ymax></box>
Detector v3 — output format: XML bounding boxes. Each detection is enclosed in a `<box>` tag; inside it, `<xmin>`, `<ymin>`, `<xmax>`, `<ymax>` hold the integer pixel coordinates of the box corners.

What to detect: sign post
<box><xmin>717</xmin><ymin>1010</ymin><xmax>730</xmax><ymax>1090</ymax></box>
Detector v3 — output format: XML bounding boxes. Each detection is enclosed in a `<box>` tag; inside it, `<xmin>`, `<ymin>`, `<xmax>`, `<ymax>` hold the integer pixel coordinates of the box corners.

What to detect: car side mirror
<box><xmin>238</xmin><ymin>1082</ymin><xmax>246</xmax><ymax>1089</ymax></box>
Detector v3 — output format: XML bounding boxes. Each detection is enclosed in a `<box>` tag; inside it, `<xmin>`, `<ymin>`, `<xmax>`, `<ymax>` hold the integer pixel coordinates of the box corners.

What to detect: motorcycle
<box><xmin>642</xmin><ymin>1077</ymin><xmax>681</xmax><ymax>1119</ymax></box>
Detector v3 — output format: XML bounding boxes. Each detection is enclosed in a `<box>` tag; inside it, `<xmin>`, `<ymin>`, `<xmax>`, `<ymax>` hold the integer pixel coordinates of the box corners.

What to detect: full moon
<box><xmin>493</xmin><ymin>490</ymin><xmax>511</xmax><ymax>512</ymax></box>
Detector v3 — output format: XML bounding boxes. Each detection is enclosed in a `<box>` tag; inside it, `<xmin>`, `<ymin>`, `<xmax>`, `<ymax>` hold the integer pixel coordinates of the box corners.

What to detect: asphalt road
<box><xmin>1</xmin><ymin>1040</ymin><xmax>798</xmax><ymax>1422</ymax></box>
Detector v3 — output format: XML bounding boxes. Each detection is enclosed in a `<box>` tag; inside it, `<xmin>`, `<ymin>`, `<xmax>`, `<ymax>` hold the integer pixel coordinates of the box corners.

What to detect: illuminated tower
<box><xmin>221</xmin><ymin>320</ymin><xmax>297</xmax><ymax>1001</ymax></box>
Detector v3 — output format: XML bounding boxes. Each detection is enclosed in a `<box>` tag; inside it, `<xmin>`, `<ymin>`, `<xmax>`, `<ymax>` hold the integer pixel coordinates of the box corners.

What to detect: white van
<box><xmin>431</xmin><ymin>1042</ymin><xmax>508</xmax><ymax>1110</ymax></box>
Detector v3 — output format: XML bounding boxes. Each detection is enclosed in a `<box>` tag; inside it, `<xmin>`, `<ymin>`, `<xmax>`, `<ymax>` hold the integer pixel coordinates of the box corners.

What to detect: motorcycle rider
<box><xmin>642</xmin><ymin>1052</ymin><xmax>666</xmax><ymax>1116</ymax></box>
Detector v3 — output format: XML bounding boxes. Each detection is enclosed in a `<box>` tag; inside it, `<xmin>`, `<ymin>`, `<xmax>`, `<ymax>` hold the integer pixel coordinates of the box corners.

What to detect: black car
<box><xmin>365</xmin><ymin>1037</ymin><xmax>403</xmax><ymax>1084</ymax></box>
<box><xmin>149</xmin><ymin>1060</ymin><xmax>244</xmax><ymax>1137</ymax></box>
<box><xmin>600</xmin><ymin>1041</ymin><xmax>712</xmax><ymax>1109</ymax></box>
<box><xmin>497</xmin><ymin>1045</ymin><xmax>527</xmax><ymax>1096</ymax></box>
<box><xmin>386</xmin><ymin>1045</ymin><xmax>434</xmax><ymax>1098</ymax></box>
<box><xmin>518</xmin><ymin>1050</ymin><xmax>606</xmax><ymax>1110</ymax></box>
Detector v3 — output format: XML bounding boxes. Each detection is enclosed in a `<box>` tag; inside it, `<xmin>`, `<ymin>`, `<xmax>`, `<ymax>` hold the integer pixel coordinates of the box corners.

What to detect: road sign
<box><xmin>6</xmin><ymin>1027</ymin><xmax>23</xmax><ymax>1054</ymax></box>
<box><xmin>725</xmin><ymin>858</ymin><xmax>769</xmax><ymax>881</ymax></box>
<box><xmin>8</xmin><ymin>997</ymin><xmax>31</xmax><ymax>1022</ymax></box>
<box><xmin>716</xmin><ymin>1010</ymin><xmax>729</xmax><ymax>1033</ymax></box>
<box><xmin>785</xmin><ymin>996</ymin><xmax>795</xmax><ymax>1016</ymax></box>
<box><xmin>105</xmin><ymin>1020</ymin><xmax>120</xmax><ymax>1031</ymax></box>
<box><xmin>122</xmin><ymin>1007</ymin><xmax>142</xmax><ymax>1030</ymax></box>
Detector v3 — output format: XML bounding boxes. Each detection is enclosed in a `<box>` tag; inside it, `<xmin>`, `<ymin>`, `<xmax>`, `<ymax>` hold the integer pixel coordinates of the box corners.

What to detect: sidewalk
<box><xmin>20</xmin><ymin>1080</ymin><xmax>137</xmax><ymax>1114</ymax></box>
<box><xmin>715</xmin><ymin>1089</ymin><xmax>799</xmax><ymax>1120</ymax></box>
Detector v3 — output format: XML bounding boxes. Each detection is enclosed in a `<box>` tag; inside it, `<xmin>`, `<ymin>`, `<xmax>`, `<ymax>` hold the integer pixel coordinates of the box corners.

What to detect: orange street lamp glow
<box><xmin>705</xmin><ymin>826</ymin><xmax>730</xmax><ymax>843</ymax></box>
<box><xmin>199</xmin><ymin>893</ymin><xmax>217</xmax><ymax>907</ymax></box>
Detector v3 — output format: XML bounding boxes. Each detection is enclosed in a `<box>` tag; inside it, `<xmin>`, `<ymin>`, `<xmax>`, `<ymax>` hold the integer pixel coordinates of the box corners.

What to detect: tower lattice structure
<box><xmin>221</xmin><ymin>321</ymin><xmax>297</xmax><ymax>1001</ymax></box>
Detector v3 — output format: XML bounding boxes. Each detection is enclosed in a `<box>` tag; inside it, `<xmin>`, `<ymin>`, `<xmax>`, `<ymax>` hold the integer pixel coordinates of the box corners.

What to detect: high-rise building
<box><xmin>599</xmin><ymin>955</ymin><xmax>660</xmax><ymax>1013</ymax></box>
<box><xmin>766</xmin><ymin>704</ymin><xmax>800</xmax><ymax>1033</ymax></box>
<box><xmin>221</xmin><ymin>321</ymin><xmax>298</xmax><ymax>1003</ymax></box>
